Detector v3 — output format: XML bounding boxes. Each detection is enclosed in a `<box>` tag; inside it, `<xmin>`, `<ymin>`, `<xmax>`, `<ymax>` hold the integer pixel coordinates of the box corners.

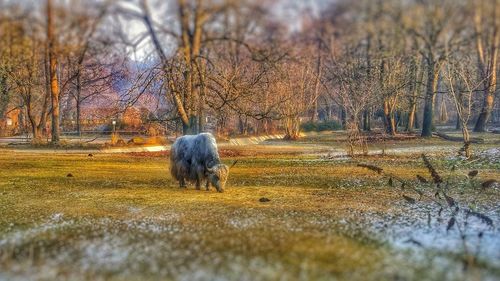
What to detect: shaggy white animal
<box><xmin>170</xmin><ymin>133</ymin><xmax>229</xmax><ymax>192</ymax></box>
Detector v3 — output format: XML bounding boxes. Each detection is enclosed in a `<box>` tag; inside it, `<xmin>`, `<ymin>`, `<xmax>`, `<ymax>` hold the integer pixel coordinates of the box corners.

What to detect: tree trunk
<box><xmin>198</xmin><ymin>108</ymin><xmax>204</xmax><ymax>133</ymax></box>
<box><xmin>311</xmin><ymin>99</ymin><xmax>318</xmax><ymax>122</ymax></box>
<box><xmin>0</xmin><ymin>75</ymin><xmax>8</xmax><ymax>118</ymax></box>
<box><xmin>462</xmin><ymin>123</ymin><xmax>471</xmax><ymax>158</ymax></box>
<box><xmin>197</xmin><ymin>91</ymin><xmax>204</xmax><ymax>134</ymax></box>
<box><xmin>384</xmin><ymin>100</ymin><xmax>396</xmax><ymax>135</ymax></box>
<box><xmin>140</xmin><ymin>0</ymin><xmax>197</xmax><ymax>135</ymax></box>
<box><xmin>32</xmin><ymin>127</ymin><xmax>43</xmax><ymax>143</ymax></box>
<box><xmin>76</xmin><ymin>102</ymin><xmax>81</xmax><ymax>136</ymax></box>
<box><xmin>324</xmin><ymin>102</ymin><xmax>332</xmax><ymax>121</ymax></box>
<box><xmin>183</xmin><ymin>116</ymin><xmax>197</xmax><ymax>135</ymax></box>
<box><xmin>311</xmin><ymin>43</ymin><xmax>322</xmax><ymax>122</ymax></box>
<box><xmin>76</xmin><ymin>73</ymin><xmax>82</xmax><ymax>136</ymax></box>
<box><xmin>47</xmin><ymin>0</ymin><xmax>60</xmax><ymax>144</ymax></box>
<box><xmin>421</xmin><ymin>94</ymin><xmax>434</xmax><ymax>137</ymax></box>
<box><xmin>284</xmin><ymin>116</ymin><xmax>301</xmax><ymax>140</ymax></box>
<box><xmin>196</xmin><ymin>58</ymin><xmax>207</xmax><ymax>134</ymax></box>
<box><xmin>455</xmin><ymin>112</ymin><xmax>461</xmax><ymax>130</ymax></box>
<box><xmin>363</xmin><ymin>109</ymin><xmax>371</xmax><ymax>131</ymax></box>
<box><xmin>179</xmin><ymin>0</ymin><xmax>205</xmax><ymax>135</ymax></box>
<box><xmin>238</xmin><ymin>116</ymin><xmax>244</xmax><ymax>135</ymax></box>
<box><xmin>26</xmin><ymin>101</ymin><xmax>43</xmax><ymax>143</ymax></box>
<box><xmin>407</xmin><ymin>55</ymin><xmax>423</xmax><ymax>132</ymax></box>
<box><xmin>473</xmin><ymin>1</ymin><xmax>499</xmax><ymax>132</ymax></box>
<box><xmin>390</xmin><ymin>114</ymin><xmax>396</xmax><ymax>134</ymax></box>
<box><xmin>35</xmin><ymin>40</ymin><xmax>52</xmax><ymax>139</ymax></box>
<box><xmin>421</xmin><ymin>59</ymin><xmax>440</xmax><ymax>137</ymax></box>
<box><xmin>474</xmin><ymin>92</ymin><xmax>495</xmax><ymax>132</ymax></box>
<box><xmin>244</xmin><ymin>117</ymin><xmax>248</xmax><ymax>135</ymax></box>
<box><xmin>341</xmin><ymin>108</ymin><xmax>347</xmax><ymax>130</ymax></box>
<box><xmin>407</xmin><ymin>103</ymin><xmax>417</xmax><ymax>132</ymax></box>
<box><xmin>439</xmin><ymin>96</ymin><xmax>448</xmax><ymax>123</ymax></box>
<box><xmin>364</xmin><ymin>30</ymin><xmax>372</xmax><ymax>132</ymax></box>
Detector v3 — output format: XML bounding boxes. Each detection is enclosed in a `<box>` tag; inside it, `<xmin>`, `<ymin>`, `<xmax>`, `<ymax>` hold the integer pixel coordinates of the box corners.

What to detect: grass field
<box><xmin>0</xmin><ymin>134</ymin><xmax>499</xmax><ymax>280</ymax></box>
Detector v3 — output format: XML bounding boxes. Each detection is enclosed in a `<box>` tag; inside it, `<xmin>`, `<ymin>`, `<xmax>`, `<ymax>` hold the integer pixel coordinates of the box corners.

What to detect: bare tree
<box><xmin>1</xmin><ymin>6</ymin><xmax>51</xmax><ymax>142</ymax></box>
<box><xmin>472</xmin><ymin>0</ymin><xmax>499</xmax><ymax>132</ymax></box>
<box><xmin>136</xmin><ymin>0</ymin><xmax>225</xmax><ymax>135</ymax></box>
<box><xmin>403</xmin><ymin>0</ymin><xmax>464</xmax><ymax>137</ymax></box>
<box><xmin>58</xmin><ymin>1</ymin><xmax>111</xmax><ymax>136</ymax></box>
<box><xmin>444</xmin><ymin>54</ymin><xmax>481</xmax><ymax>158</ymax></box>
<box><xmin>47</xmin><ymin>0</ymin><xmax>61</xmax><ymax>143</ymax></box>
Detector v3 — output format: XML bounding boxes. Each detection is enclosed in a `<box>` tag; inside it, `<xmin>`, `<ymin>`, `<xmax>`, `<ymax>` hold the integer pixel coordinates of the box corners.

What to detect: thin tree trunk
<box><xmin>407</xmin><ymin>104</ymin><xmax>417</xmax><ymax>132</ymax></box>
<box><xmin>243</xmin><ymin>116</ymin><xmax>248</xmax><ymax>135</ymax></box>
<box><xmin>455</xmin><ymin>112</ymin><xmax>461</xmax><ymax>130</ymax></box>
<box><xmin>198</xmin><ymin>100</ymin><xmax>204</xmax><ymax>133</ymax></box>
<box><xmin>363</xmin><ymin>109</ymin><xmax>371</xmax><ymax>131</ymax></box>
<box><xmin>439</xmin><ymin>96</ymin><xmax>448</xmax><ymax>123</ymax></box>
<box><xmin>76</xmin><ymin>73</ymin><xmax>82</xmax><ymax>136</ymax></box>
<box><xmin>462</xmin><ymin>124</ymin><xmax>471</xmax><ymax>158</ymax></box>
<box><xmin>0</xmin><ymin>75</ymin><xmax>8</xmax><ymax>118</ymax></box>
<box><xmin>37</xmin><ymin>47</ymin><xmax>51</xmax><ymax>137</ymax></box>
<box><xmin>311</xmin><ymin>41</ymin><xmax>322</xmax><ymax>122</ymax></box>
<box><xmin>341</xmin><ymin>108</ymin><xmax>347</xmax><ymax>130</ymax></box>
<box><xmin>364</xmin><ymin>31</ymin><xmax>372</xmax><ymax>132</ymax></box>
<box><xmin>390</xmin><ymin>115</ymin><xmax>396</xmax><ymax>134</ymax></box>
<box><xmin>196</xmin><ymin>58</ymin><xmax>207</xmax><ymax>133</ymax></box>
<box><xmin>47</xmin><ymin>0</ymin><xmax>60</xmax><ymax>144</ymax></box>
<box><xmin>407</xmin><ymin>54</ymin><xmax>423</xmax><ymax>132</ymax></box>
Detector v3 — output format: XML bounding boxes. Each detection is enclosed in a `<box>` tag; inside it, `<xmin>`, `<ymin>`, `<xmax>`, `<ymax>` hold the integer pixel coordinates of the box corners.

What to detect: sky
<box><xmin>3</xmin><ymin>0</ymin><xmax>331</xmax><ymax>61</ymax></box>
<box><xmin>122</xmin><ymin>0</ymin><xmax>331</xmax><ymax>61</ymax></box>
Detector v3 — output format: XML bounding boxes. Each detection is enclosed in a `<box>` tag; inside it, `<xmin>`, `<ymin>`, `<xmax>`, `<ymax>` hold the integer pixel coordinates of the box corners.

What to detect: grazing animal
<box><xmin>170</xmin><ymin>133</ymin><xmax>229</xmax><ymax>192</ymax></box>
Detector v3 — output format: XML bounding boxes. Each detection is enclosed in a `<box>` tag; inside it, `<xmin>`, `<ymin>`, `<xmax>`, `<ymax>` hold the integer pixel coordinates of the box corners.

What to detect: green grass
<box><xmin>0</xmin><ymin>137</ymin><xmax>499</xmax><ymax>280</ymax></box>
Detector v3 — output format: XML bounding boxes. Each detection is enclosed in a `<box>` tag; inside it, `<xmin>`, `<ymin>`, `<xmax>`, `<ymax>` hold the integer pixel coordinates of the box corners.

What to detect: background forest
<box><xmin>0</xmin><ymin>0</ymin><xmax>499</xmax><ymax>144</ymax></box>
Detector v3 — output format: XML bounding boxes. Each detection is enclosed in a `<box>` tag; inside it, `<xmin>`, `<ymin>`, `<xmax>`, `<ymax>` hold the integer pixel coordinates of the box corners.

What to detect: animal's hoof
<box><xmin>217</xmin><ymin>189</ymin><xmax>224</xmax><ymax>193</ymax></box>
<box><xmin>259</xmin><ymin>197</ymin><xmax>270</xmax><ymax>202</ymax></box>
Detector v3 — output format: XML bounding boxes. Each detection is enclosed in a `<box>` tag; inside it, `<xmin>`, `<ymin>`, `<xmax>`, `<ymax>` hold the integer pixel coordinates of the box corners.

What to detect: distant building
<box><xmin>79</xmin><ymin>107</ymin><xmax>118</xmax><ymax>129</ymax></box>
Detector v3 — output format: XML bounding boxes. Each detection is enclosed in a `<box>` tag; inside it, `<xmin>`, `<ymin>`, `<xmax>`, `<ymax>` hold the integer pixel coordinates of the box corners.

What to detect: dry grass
<box><xmin>0</xmin><ymin>137</ymin><xmax>498</xmax><ymax>280</ymax></box>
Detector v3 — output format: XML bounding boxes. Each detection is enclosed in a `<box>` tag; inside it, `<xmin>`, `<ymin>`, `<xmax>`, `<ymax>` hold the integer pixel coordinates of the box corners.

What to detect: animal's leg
<box><xmin>179</xmin><ymin>178</ymin><xmax>186</xmax><ymax>188</ymax></box>
<box><xmin>205</xmin><ymin>180</ymin><xmax>210</xmax><ymax>191</ymax></box>
<box><xmin>195</xmin><ymin>169</ymin><xmax>204</xmax><ymax>190</ymax></box>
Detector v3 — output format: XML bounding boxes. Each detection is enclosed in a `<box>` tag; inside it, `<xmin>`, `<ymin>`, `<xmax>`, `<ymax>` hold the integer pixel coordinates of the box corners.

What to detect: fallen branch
<box><xmin>83</xmin><ymin>136</ymin><xmax>99</xmax><ymax>143</ymax></box>
<box><xmin>432</xmin><ymin>132</ymin><xmax>483</xmax><ymax>144</ymax></box>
